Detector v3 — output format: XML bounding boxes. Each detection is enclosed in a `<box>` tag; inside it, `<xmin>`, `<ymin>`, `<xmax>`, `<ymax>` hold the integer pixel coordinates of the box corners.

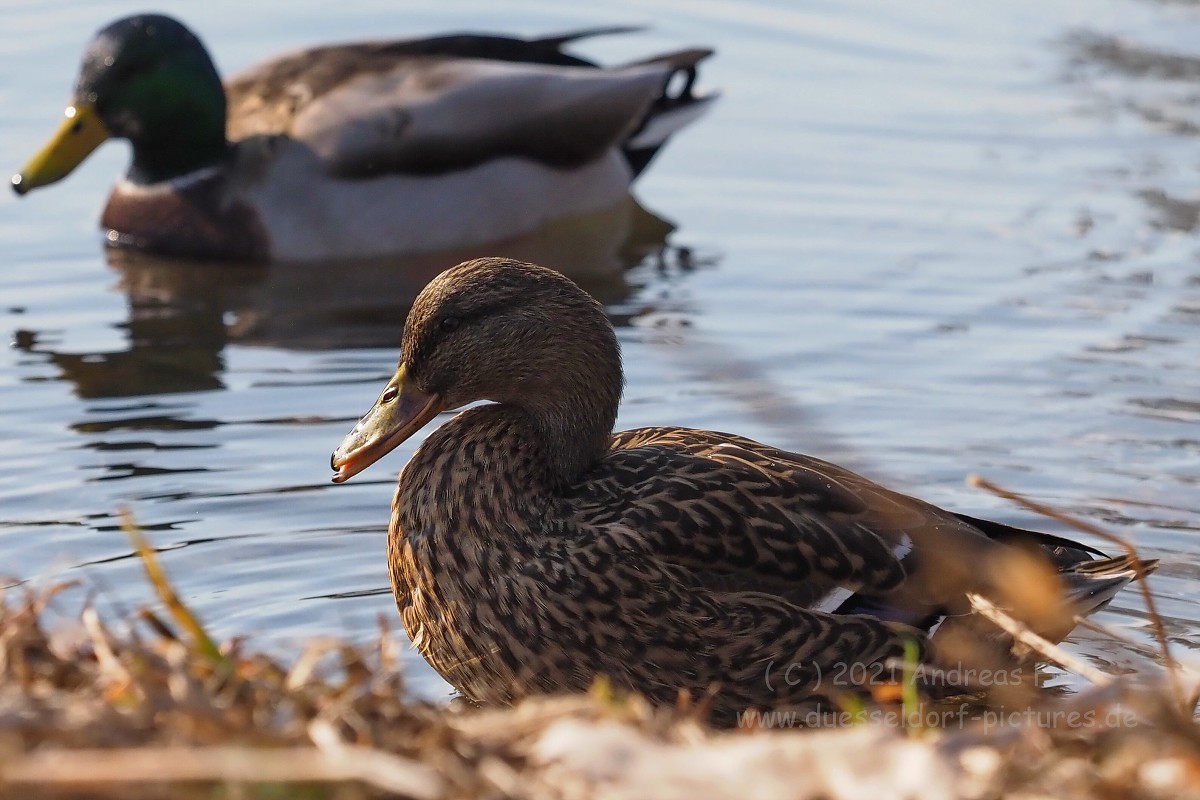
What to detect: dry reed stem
<box><xmin>1</xmin><ymin>745</ymin><xmax>444</xmax><ymax>798</ymax></box>
<box><xmin>966</xmin><ymin>474</ymin><xmax>1188</xmax><ymax>712</ymax></box>
<box><xmin>0</xmin><ymin>508</ymin><xmax>1191</xmax><ymax>798</ymax></box>
<box><xmin>119</xmin><ymin>506</ymin><xmax>225</xmax><ymax>666</ymax></box>
<box><xmin>0</xmin><ymin>576</ymin><xmax>1196</xmax><ymax>799</ymax></box>
<box><xmin>967</xmin><ymin>593</ymin><xmax>1113</xmax><ymax>686</ymax></box>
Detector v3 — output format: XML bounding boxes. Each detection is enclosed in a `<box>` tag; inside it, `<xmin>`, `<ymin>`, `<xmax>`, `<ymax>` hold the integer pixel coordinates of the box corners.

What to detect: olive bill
<box><xmin>331</xmin><ymin>364</ymin><xmax>445</xmax><ymax>483</ymax></box>
<box><xmin>12</xmin><ymin>103</ymin><xmax>111</xmax><ymax>196</ymax></box>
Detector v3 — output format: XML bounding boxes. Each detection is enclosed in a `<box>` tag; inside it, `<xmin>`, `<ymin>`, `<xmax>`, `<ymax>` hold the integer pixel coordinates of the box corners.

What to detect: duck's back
<box><xmin>224</xmin><ymin>31</ymin><xmax>711</xmax><ymax>179</ymax></box>
<box><xmin>566</xmin><ymin>427</ymin><xmax>980</xmax><ymax>613</ymax></box>
<box><xmin>565</xmin><ymin>426</ymin><xmax>1141</xmax><ymax>636</ymax></box>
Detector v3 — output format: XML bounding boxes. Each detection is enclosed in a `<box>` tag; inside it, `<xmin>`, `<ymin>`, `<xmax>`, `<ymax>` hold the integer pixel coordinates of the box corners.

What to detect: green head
<box><xmin>14</xmin><ymin>13</ymin><xmax>229</xmax><ymax>194</ymax></box>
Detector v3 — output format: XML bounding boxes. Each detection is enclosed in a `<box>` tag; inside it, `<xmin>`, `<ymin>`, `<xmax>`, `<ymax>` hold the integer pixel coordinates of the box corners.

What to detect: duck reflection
<box><xmin>24</xmin><ymin>197</ymin><xmax>691</xmax><ymax>398</ymax></box>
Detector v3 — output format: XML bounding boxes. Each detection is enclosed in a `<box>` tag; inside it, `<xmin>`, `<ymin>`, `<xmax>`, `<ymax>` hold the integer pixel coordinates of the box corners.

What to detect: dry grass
<box><xmin>0</xmin><ymin>490</ymin><xmax>1195</xmax><ymax>799</ymax></box>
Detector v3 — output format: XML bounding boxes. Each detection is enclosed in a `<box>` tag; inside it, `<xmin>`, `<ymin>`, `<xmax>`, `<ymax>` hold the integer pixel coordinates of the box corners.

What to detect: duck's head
<box><xmin>332</xmin><ymin>258</ymin><xmax>624</xmax><ymax>485</ymax></box>
<box><xmin>13</xmin><ymin>13</ymin><xmax>227</xmax><ymax>194</ymax></box>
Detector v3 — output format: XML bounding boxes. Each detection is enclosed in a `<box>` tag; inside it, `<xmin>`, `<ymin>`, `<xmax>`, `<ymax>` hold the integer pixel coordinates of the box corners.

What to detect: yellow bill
<box><xmin>12</xmin><ymin>103</ymin><xmax>110</xmax><ymax>195</ymax></box>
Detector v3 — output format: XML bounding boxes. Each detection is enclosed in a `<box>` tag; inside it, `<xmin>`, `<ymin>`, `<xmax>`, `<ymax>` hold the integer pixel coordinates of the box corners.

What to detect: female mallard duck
<box><xmin>331</xmin><ymin>258</ymin><xmax>1153</xmax><ymax>722</ymax></box>
<box><xmin>12</xmin><ymin>14</ymin><xmax>714</xmax><ymax>262</ymax></box>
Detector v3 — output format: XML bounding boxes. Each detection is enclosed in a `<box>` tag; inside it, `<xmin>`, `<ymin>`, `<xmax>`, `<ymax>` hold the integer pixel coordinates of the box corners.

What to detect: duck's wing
<box><xmin>336</xmin><ymin>28</ymin><xmax>640</xmax><ymax>67</ymax></box>
<box><xmin>582</xmin><ymin>427</ymin><xmax>1147</xmax><ymax>633</ymax></box>
<box><xmin>569</xmin><ymin>428</ymin><xmax>923</xmax><ymax>595</ymax></box>
<box><xmin>225</xmin><ymin>36</ymin><xmax>698</xmax><ymax>178</ymax></box>
<box><xmin>225</xmin><ymin>30</ymin><xmax>613</xmax><ymax>140</ymax></box>
<box><xmin>230</xmin><ymin>27</ymin><xmax>632</xmax><ymax>114</ymax></box>
<box><xmin>568</xmin><ymin>427</ymin><xmax>1026</xmax><ymax>617</ymax></box>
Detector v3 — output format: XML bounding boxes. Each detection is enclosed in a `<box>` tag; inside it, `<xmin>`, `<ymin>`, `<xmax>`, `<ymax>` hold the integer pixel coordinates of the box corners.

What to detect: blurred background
<box><xmin>1</xmin><ymin>0</ymin><xmax>1198</xmax><ymax>699</ymax></box>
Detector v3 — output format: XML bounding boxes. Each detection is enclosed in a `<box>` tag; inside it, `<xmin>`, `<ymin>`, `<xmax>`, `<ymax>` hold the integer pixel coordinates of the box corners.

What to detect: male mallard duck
<box><xmin>330</xmin><ymin>258</ymin><xmax>1154</xmax><ymax>723</ymax></box>
<box><xmin>12</xmin><ymin>14</ymin><xmax>714</xmax><ymax>262</ymax></box>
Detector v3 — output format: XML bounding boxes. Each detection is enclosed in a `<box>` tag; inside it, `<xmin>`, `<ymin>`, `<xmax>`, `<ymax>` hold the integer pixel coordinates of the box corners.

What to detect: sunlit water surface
<box><xmin>2</xmin><ymin>0</ymin><xmax>1198</xmax><ymax>699</ymax></box>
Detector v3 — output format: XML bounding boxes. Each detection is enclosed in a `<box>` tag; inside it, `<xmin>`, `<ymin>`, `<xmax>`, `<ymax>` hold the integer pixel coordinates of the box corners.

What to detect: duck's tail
<box><xmin>520</xmin><ymin>30</ymin><xmax>716</xmax><ymax>177</ymax></box>
<box><xmin>532</xmin><ymin>26</ymin><xmax>647</xmax><ymax>49</ymax></box>
<box><xmin>955</xmin><ymin>511</ymin><xmax>1158</xmax><ymax>616</ymax></box>
<box><xmin>1056</xmin><ymin>553</ymin><xmax>1158</xmax><ymax>616</ymax></box>
<box><xmin>619</xmin><ymin>49</ymin><xmax>718</xmax><ymax>178</ymax></box>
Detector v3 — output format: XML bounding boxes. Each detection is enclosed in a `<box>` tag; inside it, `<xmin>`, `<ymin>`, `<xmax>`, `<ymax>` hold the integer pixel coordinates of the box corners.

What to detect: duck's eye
<box><xmin>439</xmin><ymin>316</ymin><xmax>460</xmax><ymax>333</ymax></box>
<box><xmin>380</xmin><ymin>385</ymin><xmax>398</xmax><ymax>404</ymax></box>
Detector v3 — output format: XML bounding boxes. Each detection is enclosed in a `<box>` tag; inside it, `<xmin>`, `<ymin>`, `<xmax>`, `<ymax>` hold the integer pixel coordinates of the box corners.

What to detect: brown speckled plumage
<box><xmin>332</xmin><ymin>258</ymin><xmax>1154</xmax><ymax>723</ymax></box>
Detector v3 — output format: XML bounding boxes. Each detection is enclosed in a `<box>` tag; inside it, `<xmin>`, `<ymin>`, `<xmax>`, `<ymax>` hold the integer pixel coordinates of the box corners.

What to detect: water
<box><xmin>2</xmin><ymin>0</ymin><xmax>1198</xmax><ymax>700</ymax></box>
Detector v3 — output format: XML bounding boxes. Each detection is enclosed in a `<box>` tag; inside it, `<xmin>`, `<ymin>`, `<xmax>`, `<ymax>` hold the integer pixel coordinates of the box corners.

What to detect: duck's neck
<box><xmin>522</xmin><ymin>379</ymin><xmax>621</xmax><ymax>490</ymax></box>
<box><xmin>401</xmin><ymin>407</ymin><xmax>550</xmax><ymax>536</ymax></box>
<box><xmin>127</xmin><ymin>109</ymin><xmax>229</xmax><ymax>185</ymax></box>
<box><xmin>399</xmin><ymin>373</ymin><xmax>622</xmax><ymax>547</ymax></box>
<box><xmin>514</xmin><ymin>303</ymin><xmax>625</xmax><ymax>488</ymax></box>
<box><xmin>129</xmin><ymin>131</ymin><xmax>229</xmax><ymax>185</ymax></box>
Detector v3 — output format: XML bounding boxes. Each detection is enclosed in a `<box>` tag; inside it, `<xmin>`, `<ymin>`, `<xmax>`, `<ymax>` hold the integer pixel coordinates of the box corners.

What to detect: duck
<box><xmin>330</xmin><ymin>258</ymin><xmax>1155</xmax><ymax>724</ymax></box>
<box><xmin>11</xmin><ymin>14</ymin><xmax>715</xmax><ymax>263</ymax></box>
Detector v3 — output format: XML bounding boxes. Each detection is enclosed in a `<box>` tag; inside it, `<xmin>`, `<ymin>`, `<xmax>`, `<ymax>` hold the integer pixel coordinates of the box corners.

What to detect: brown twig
<box><xmin>2</xmin><ymin>745</ymin><xmax>444</xmax><ymax>798</ymax></box>
<box><xmin>967</xmin><ymin>593</ymin><xmax>1113</xmax><ymax>686</ymax></box>
<box><xmin>966</xmin><ymin>474</ymin><xmax>1187</xmax><ymax>712</ymax></box>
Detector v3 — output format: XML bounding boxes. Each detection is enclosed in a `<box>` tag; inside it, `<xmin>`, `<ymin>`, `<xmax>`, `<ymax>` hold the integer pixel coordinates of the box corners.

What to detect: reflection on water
<box><xmin>19</xmin><ymin>196</ymin><xmax>681</xmax><ymax>398</ymax></box>
<box><xmin>1067</xmin><ymin>31</ymin><xmax>1200</xmax><ymax>83</ymax></box>
<box><xmin>1065</xmin><ymin>28</ymin><xmax>1200</xmax><ymax>233</ymax></box>
<box><xmin>1138</xmin><ymin>189</ymin><xmax>1200</xmax><ymax>232</ymax></box>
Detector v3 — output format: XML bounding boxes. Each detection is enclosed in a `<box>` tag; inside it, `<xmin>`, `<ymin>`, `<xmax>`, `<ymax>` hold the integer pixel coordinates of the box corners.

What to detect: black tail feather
<box><xmin>954</xmin><ymin>512</ymin><xmax>1109</xmax><ymax>558</ymax></box>
<box><xmin>533</xmin><ymin>26</ymin><xmax>646</xmax><ymax>48</ymax></box>
<box><xmin>1059</xmin><ymin>554</ymin><xmax>1158</xmax><ymax>614</ymax></box>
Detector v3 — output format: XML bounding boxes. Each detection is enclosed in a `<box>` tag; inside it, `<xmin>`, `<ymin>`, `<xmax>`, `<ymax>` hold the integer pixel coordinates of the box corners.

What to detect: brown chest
<box><xmin>101</xmin><ymin>179</ymin><xmax>270</xmax><ymax>262</ymax></box>
<box><xmin>388</xmin><ymin>528</ymin><xmax>533</xmax><ymax>704</ymax></box>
